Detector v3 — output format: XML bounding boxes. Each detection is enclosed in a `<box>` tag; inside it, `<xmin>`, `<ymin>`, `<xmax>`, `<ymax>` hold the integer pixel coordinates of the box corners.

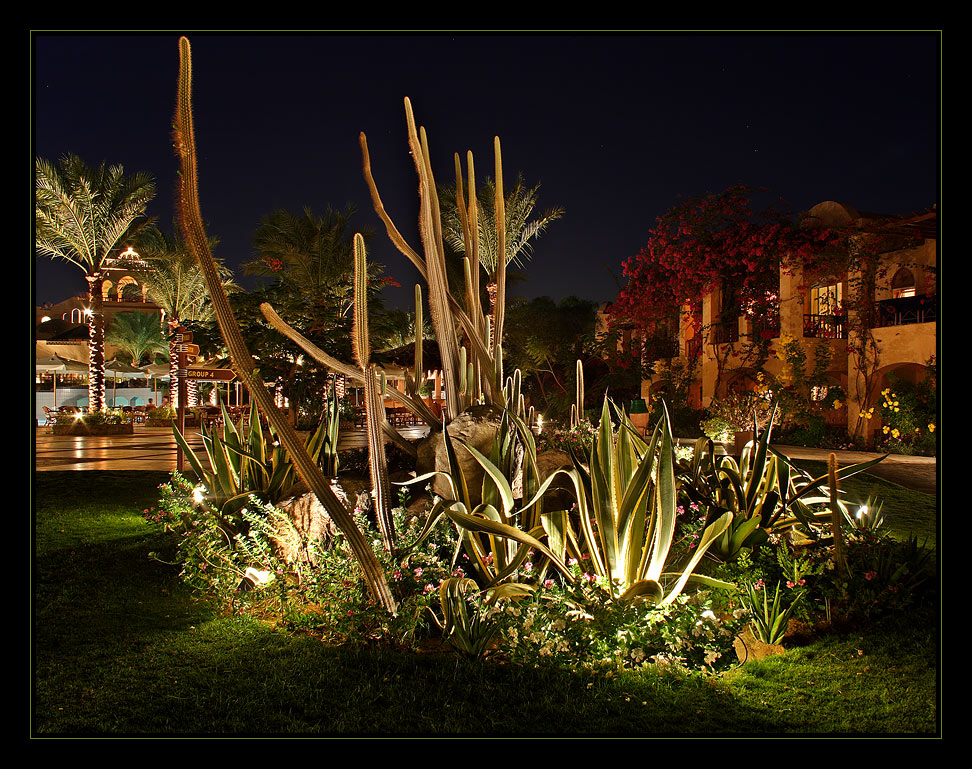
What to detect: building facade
<box><xmin>629</xmin><ymin>202</ymin><xmax>937</xmax><ymax>443</ymax></box>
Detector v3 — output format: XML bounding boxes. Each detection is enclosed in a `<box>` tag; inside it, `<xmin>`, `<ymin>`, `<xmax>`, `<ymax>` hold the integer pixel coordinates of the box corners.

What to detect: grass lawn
<box><xmin>32</xmin><ymin>470</ymin><xmax>940</xmax><ymax>736</ymax></box>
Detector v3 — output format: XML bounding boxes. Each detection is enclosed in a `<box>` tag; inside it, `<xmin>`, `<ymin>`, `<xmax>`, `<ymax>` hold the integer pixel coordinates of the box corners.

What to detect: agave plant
<box><xmin>408</xmin><ymin>395</ymin><xmax>733</xmax><ymax>607</ymax></box>
<box><xmin>526</xmin><ymin>398</ymin><xmax>733</xmax><ymax>604</ymax></box>
<box><xmin>677</xmin><ymin>406</ymin><xmax>888</xmax><ymax>561</ymax></box>
<box><xmin>173</xmin><ymin>400</ymin><xmax>334</xmax><ymax>534</ymax></box>
<box><xmin>403</xmin><ymin>406</ymin><xmax>566</xmax><ymax>589</ymax></box>
<box><xmin>431</xmin><ymin>577</ymin><xmax>532</xmax><ymax>657</ymax></box>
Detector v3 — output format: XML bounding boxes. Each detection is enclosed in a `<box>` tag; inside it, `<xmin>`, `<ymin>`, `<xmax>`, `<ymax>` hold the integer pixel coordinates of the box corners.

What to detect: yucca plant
<box><xmin>742</xmin><ymin>580</ymin><xmax>803</xmax><ymax>646</ymax></box>
<box><xmin>842</xmin><ymin>496</ymin><xmax>885</xmax><ymax>535</ymax></box>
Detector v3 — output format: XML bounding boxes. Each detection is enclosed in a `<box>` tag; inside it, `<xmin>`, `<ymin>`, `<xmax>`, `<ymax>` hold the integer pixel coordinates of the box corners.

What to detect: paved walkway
<box><xmin>33</xmin><ymin>426</ymin><xmax>936</xmax><ymax>495</ymax></box>
<box><xmin>33</xmin><ymin>425</ymin><xmax>431</xmax><ymax>473</ymax></box>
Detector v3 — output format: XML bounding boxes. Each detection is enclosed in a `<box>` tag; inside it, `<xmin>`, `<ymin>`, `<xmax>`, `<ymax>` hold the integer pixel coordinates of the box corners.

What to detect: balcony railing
<box><xmin>875</xmin><ymin>295</ymin><xmax>937</xmax><ymax>327</ymax></box>
<box><xmin>804</xmin><ymin>314</ymin><xmax>846</xmax><ymax>339</ymax></box>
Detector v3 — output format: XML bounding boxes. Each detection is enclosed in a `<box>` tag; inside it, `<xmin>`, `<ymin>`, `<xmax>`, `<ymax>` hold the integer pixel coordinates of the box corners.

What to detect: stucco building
<box><xmin>627</xmin><ymin>201</ymin><xmax>937</xmax><ymax>442</ymax></box>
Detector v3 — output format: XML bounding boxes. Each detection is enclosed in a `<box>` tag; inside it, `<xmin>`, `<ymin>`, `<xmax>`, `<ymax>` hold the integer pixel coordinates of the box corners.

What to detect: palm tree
<box><xmin>440</xmin><ymin>174</ymin><xmax>564</xmax><ymax>341</ymax></box>
<box><xmin>135</xmin><ymin>226</ymin><xmax>234</xmax><ymax>407</ymax></box>
<box><xmin>105</xmin><ymin>311</ymin><xmax>168</xmax><ymax>367</ymax></box>
<box><xmin>35</xmin><ymin>155</ymin><xmax>155</xmax><ymax>411</ymax></box>
<box><xmin>244</xmin><ymin>205</ymin><xmax>374</xmax><ymax>319</ymax></box>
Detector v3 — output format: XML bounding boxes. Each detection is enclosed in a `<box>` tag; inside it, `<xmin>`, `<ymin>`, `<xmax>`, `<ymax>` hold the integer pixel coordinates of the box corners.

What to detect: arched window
<box><xmin>891</xmin><ymin>267</ymin><xmax>916</xmax><ymax>299</ymax></box>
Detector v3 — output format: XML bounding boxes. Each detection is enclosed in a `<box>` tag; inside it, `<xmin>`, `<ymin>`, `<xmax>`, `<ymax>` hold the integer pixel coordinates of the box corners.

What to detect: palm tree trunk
<box><xmin>86</xmin><ymin>273</ymin><xmax>106</xmax><ymax>412</ymax></box>
<box><xmin>167</xmin><ymin>321</ymin><xmax>180</xmax><ymax>408</ymax></box>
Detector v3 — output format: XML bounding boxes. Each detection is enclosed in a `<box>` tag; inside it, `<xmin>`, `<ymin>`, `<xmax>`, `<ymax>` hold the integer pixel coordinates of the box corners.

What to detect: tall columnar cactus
<box><xmin>828</xmin><ymin>452</ymin><xmax>849</xmax><ymax>576</ymax></box>
<box><xmin>572</xmin><ymin>358</ymin><xmax>585</xmax><ymax>428</ymax></box>
<box><xmin>265</xmin><ymin>99</ymin><xmax>517</xmax><ymax>446</ymax></box>
<box><xmin>352</xmin><ymin>233</ymin><xmax>395</xmax><ymax>551</ymax></box>
<box><xmin>172</xmin><ymin>37</ymin><xmax>397</xmax><ymax>613</ymax></box>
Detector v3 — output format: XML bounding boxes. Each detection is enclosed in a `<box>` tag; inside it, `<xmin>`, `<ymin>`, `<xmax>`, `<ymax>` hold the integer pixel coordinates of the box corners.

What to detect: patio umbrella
<box><xmin>35</xmin><ymin>354</ymin><xmax>88</xmax><ymax>409</ymax></box>
<box><xmin>140</xmin><ymin>363</ymin><xmax>171</xmax><ymax>404</ymax></box>
<box><xmin>105</xmin><ymin>357</ymin><xmax>146</xmax><ymax>408</ymax></box>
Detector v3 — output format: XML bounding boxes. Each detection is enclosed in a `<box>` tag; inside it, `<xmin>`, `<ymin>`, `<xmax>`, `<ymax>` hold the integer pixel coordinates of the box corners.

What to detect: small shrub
<box><xmin>491</xmin><ymin>568</ymin><xmax>744</xmax><ymax>674</ymax></box>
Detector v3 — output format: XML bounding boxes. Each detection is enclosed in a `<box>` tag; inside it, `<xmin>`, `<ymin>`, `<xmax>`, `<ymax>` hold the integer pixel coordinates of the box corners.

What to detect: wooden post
<box><xmin>176</xmin><ymin>326</ymin><xmax>188</xmax><ymax>473</ymax></box>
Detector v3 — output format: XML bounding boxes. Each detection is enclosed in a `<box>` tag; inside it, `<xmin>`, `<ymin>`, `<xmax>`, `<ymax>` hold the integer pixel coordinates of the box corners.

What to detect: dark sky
<box><xmin>32</xmin><ymin>32</ymin><xmax>940</xmax><ymax>311</ymax></box>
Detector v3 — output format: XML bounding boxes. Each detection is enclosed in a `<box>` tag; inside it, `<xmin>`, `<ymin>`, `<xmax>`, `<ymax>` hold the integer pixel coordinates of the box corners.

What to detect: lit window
<box><xmin>891</xmin><ymin>267</ymin><xmax>916</xmax><ymax>299</ymax></box>
<box><xmin>811</xmin><ymin>282</ymin><xmax>843</xmax><ymax>316</ymax></box>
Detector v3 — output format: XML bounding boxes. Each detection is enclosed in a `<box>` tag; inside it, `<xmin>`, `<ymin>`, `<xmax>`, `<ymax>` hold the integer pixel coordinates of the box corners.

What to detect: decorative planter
<box><xmin>733</xmin><ymin>626</ymin><xmax>785</xmax><ymax>663</ymax></box>
<box><xmin>53</xmin><ymin>422</ymin><xmax>134</xmax><ymax>436</ymax></box>
<box><xmin>629</xmin><ymin>411</ymin><xmax>652</xmax><ymax>434</ymax></box>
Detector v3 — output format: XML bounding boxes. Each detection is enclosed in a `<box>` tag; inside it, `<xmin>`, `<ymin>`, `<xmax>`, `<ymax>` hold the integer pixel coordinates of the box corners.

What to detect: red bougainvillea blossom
<box><xmin>611</xmin><ymin>186</ymin><xmax>840</xmax><ymax>343</ymax></box>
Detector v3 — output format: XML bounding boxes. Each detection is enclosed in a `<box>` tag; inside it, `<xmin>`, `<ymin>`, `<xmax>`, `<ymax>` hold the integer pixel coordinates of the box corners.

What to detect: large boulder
<box><xmin>415</xmin><ymin>404</ymin><xmax>505</xmax><ymax>504</ymax></box>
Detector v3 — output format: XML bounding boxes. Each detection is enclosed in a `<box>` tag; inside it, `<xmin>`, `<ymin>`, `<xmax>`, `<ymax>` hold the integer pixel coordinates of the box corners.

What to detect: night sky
<box><xmin>32</xmin><ymin>32</ymin><xmax>940</xmax><ymax>312</ymax></box>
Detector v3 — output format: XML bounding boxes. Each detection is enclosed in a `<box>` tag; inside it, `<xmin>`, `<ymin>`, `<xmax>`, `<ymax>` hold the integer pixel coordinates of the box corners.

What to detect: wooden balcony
<box><xmin>643</xmin><ymin>338</ymin><xmax>680</xmax><ymax>360</ymax></box>
<box><xmin>804</xmin><ymin>314</ymin><xmax>846</xmax><ymax>339</ymax></box>
<box><xmin>875</xmin><ymin>295</ymin><xmax>937</xmax><ymax>327</ymax></box>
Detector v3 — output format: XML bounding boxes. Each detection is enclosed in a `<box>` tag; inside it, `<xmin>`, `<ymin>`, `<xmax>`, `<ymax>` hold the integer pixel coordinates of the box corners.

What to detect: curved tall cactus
<box><xmin>172</xmin><ymin>37</ymin><xmax>396</xmax><ymax>612</ymax></box>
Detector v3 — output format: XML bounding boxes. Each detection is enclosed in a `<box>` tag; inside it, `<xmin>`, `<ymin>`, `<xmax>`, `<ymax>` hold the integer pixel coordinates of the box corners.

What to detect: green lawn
<box><xmin>32</xmin><ymin>471</ymin><xmax>940</xmax><ymax>736</ymax></box>
<box><xmin>791</xmin><ymin>460</ymin><xmax>937</xmax><ymax>548</ymax></box>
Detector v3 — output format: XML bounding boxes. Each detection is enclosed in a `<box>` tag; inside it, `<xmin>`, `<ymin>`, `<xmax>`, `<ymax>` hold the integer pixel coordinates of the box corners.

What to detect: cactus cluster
<box><xmin>171</xmin><ymin>36</ymin><xmax>537</xmax><ymax>610</ymax></box>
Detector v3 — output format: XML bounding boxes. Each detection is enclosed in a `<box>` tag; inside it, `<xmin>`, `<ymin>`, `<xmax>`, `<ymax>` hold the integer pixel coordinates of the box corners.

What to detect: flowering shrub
<box><xmin>704</xmin><ymin>387</ymin><xmax>772</xmax><ymax>434</ymax></box>
<box><xmin>875</xmin><ymin>369</ymin><xmax>936</xmax><ymax>455</ymax></box>
<box><xmin>700</xmin><ymin>415</ymin><xmax>732</xmax><ymax>443</ymax></box>
<box><xmin>612</xmin><ymin>186</ymin><xmax>842</xmax><ymax>356</ymax></box>
<box><xmin>52</xmin><ymin>408</ymin><xmax>132</xmax><ymax>426</ymax></box>
<box><xmin>491</xmin><ymin>566</ymin><xmax>743</xmax><ymax>674</ymax></box>
<box><xmin>535</xmin><ymin>418</ymin><xmax>597</xmax><ymax>457</ymax></box>
<box><xmin>146</xmin><ymin>473</ymin><xmax>456</xmax><ymax>645</ymax></box>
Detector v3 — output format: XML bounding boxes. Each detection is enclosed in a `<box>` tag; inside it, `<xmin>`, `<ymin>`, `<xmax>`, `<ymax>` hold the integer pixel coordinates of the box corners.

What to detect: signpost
<box><xmin>184</xmin><ymin>368</ymin><xmax>236</xmax><ymax>381</ymax></box>
<box><xmin>173</xmin><ymin>325</ymin><xmax>240</xmax><ymax>472</ymax></box>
